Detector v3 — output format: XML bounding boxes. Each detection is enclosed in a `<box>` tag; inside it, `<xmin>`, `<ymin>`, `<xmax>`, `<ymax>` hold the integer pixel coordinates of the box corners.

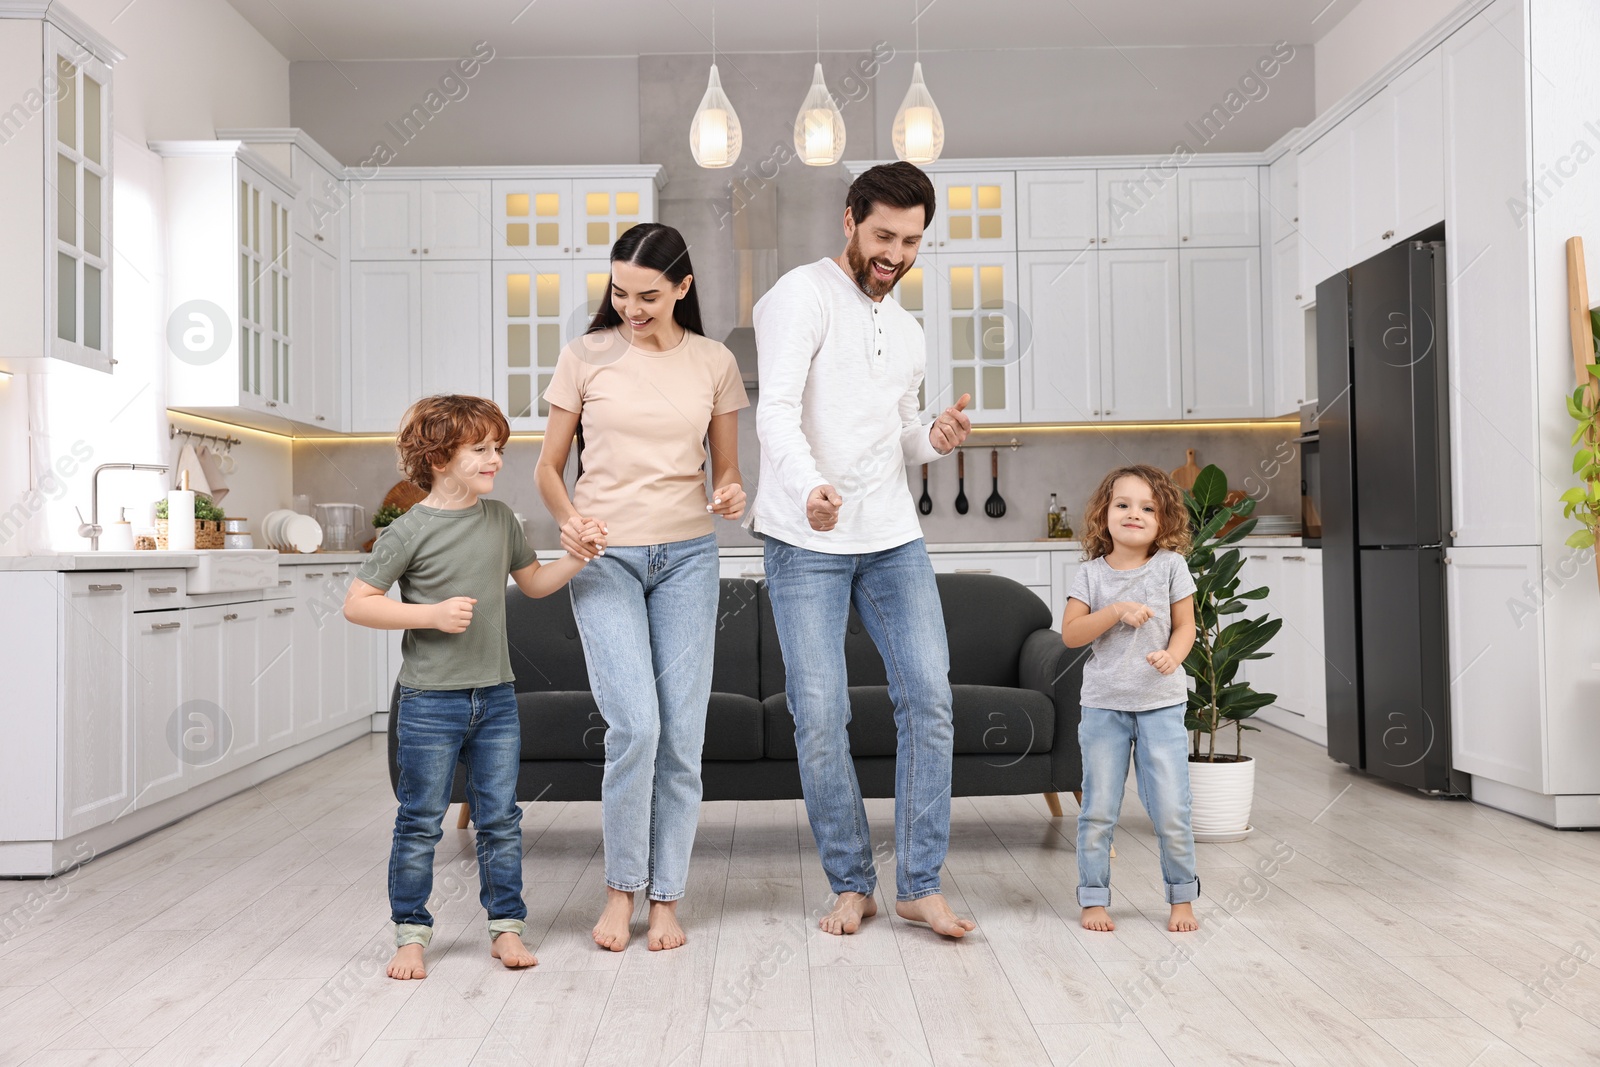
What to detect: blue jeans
<box><xmin>1076</xmin><ymin>704</ymin><xmax>1199</xmax><ymax>907</ymax></box>
<box><xmin>569</xmin><ymin>533</ymin><xmax>719</xmax><ymax>902</ymax></box>
<box><xmin>390</xmin><ymin>683</ymin><xmax>526</xmax><ymax>945</ymax></box>
<box><xmin>763</xmin><ymin>536</ymin><xmax>955</xmax><ymax>901</ymax></box>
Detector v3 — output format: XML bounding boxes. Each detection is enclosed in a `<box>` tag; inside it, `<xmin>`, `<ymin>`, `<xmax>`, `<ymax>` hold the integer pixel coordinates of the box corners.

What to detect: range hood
<box><xmin>724</xmin><ymin>188</ymin><xmax>778</xmax><ymax>390</ymax></box>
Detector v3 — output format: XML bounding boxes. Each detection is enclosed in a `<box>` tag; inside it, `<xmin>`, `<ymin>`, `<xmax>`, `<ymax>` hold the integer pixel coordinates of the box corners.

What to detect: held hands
<box><xmin>930</xmin><ymin>394</ymin><xmax>973</xmax><ymax>454</ymax></box>
<box><xmin>707</xmin><ymin>483</ymin><xmax>746</xmax><ymax>521</ymax></box>
<box><xmin>1146</xmin><ymin>649</ymin><xmax>1180</xmax><ymax>675</ymax></box>
<box><xmin>561</xmin><ymin>514</ymin><xmax>608</xmax><ymax>562</ymax></box>
<box><xmin>432</xmin><ymin>597</ymin><xmax>477</xmax><ymax>634</ymax></box>
<box><xmin>807</xmin><ymin>484</ymin><xmax>843</xmax><ymax>532</ymax></box>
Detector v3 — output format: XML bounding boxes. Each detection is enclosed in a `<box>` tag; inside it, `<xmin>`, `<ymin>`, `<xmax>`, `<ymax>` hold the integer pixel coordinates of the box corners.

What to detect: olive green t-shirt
<box><xmin>356</xmin><ymin>499</ymin><xmax>536</xmax><ymax>690</ymax></box>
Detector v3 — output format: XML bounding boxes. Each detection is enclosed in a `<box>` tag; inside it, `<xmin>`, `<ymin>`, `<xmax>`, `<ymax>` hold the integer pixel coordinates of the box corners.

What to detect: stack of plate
<box><xmin>1250</xmin><ymin>514</ymin><xmax>1301</xmax><ymax>535</ymax></box>
<box><xmin>261</xmin><ymin>508</ymin><xmax>324</xmax><ymax>553</ymax></box>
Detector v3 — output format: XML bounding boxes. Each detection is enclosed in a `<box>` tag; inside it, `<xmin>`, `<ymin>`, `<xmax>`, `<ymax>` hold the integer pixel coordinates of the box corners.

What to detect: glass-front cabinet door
<box><xmin>493</xmin><ymin>180</ymin><xmax>572</xmax><ymax>259</ymax></box>
<box><xmin>237</xmin><ymin>165</ymin><xmax>293</xmax><ymax>415</ymax></box>
<box><xmin>936</xmin><ymin>254</ymin><xmax>1020</xmax><ymax>424</ymax></box>
<box><xmin>47</xmin><ymin>27</ymin><xmax>113</xmax><ymax>372</ymax></box>
<box><xmin>891</xmin><ymin>259</ymin><xmax>947</xmax><ymax>416</ymax></box>
<box><xmin>926</xmin><ymin>172</ymin><xmax>1015</xmax><ymax>254</ymax></box>
<box><xmin>494</xmin><ymin>260</ymin><xmax>614</xmax><ymax>431</ymax></box>
<box><xmin>571</xmin><ymin>179</ymin><xmax>653</xmax><ymax>258</ymax></box>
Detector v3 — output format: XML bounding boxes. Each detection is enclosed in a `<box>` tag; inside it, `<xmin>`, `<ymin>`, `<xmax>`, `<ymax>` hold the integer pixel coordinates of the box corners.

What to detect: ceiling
<box><xmin>223</xmin><ymin>0</ymin><xmax>1360</xmax><ymax>62</ymax></box>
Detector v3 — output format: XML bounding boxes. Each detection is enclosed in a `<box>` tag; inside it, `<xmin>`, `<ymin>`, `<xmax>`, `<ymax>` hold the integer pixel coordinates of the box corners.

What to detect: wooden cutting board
<box><xmin>1171</xmin><ymin>448</ymin><xmax>1202</xmax><ymax>490</ymax></box>
<box><xmin>381</xmin><ymin>480</ymin><xmax>427</xmax><ymax>513</ymax></box>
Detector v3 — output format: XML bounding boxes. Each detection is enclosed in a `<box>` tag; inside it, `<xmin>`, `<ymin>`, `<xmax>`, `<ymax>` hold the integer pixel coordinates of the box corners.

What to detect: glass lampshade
<box><xmin>793</xmin><ymin>62</ymin><xmax>846</xmax><ymax>166</ymax></box>
<box><xmin>892</xmin><ymin>61</ymin><xmax>945</xmax><ymax>164</ymax></box>
<box><xmin>690</xmin><ymin>64</ymin><xmax>741</xmax><ymax>168</ymax></box>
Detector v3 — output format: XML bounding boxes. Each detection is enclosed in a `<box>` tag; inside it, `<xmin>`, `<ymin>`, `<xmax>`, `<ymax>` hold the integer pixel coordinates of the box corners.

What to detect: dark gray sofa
<box><xmin>387</xmin><ymin>572</ymin><xmax>1085</xmax><ymax>812</ymax></box>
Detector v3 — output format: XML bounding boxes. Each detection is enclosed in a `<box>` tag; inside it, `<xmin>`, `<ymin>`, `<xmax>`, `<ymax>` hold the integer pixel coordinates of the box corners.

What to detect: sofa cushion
<box><xmin>762</xmin><ymin>683</ymin><xmax>1055</xmax><ymax>759</ymax></box>
<box><xmin>757</xmin><ymin>572</ymin><xmax>1053</xmax><ymax>699</ymax></box>
<box><xmin>506</xmin><ymin>578</ymin><xmax>763</xmax><ymax>699</ymax></box>
<box><xmin>518</xmin><ymin>690</ymin><xmax>765</xmax><ymax>761</ymax></box>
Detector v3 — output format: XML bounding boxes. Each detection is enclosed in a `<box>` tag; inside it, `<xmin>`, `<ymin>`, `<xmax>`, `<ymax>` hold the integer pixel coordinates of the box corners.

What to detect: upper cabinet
<box><xmin>1348</xmin><ymin>49</ymin><xmax>1445</xmax><ymax>264</ymax></box>
<box><xmin>1016</xmin><ymin>171</ymin><xmax>1097</xmax><ymax>250</ymax></box>
<box><xmin>1267</xmin><ymin>150</ymin><xmax>1298</xmax><ymax>244</ymax></box>
<box><xmin>1297</xmin><ymin>124</ymin><xmax>1353</xmax><ymax>299</ymax></box>
<box><xmin>491</xmin><ymin>175</ymin><xmax>657</xmax><ymax>260</ymax></box>
<box><xmin>1176</xmin><ymin>166</ymin><xmax>1262</xmax><ymax>247</ymax></box>
<box><xmin>926</xmin><ymin>172</ymin><xmax>1016</xmax><ymax>253</ymax></box>
<box><xmin>494</xmin><ymin>258</ymin><xmax>612</xmax><ymax>431</ymax></box>
<box><xmin>1179</xmin><ymin>247</ymin><xmax>1263</xmax><ymax>418</ymax></box>
<box><xmin>1097</xmin><ymin>169</ymin><xmax>1179</xmax><ymax>248</ymax></box>
<box><xmin>350</xmin><ymin>180</ymin><xmax>491</xmax><ymax>260</ymax></box>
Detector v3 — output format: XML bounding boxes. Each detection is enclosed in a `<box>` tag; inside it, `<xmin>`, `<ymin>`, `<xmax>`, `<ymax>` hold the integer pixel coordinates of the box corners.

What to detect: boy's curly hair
<box><xmin>395</xmin><ymin>395</ymin><xmax>511</xmax><ymax>491</ymax></box>
<box><xmin>1079</xmin><ymin>463</ymin><xmax>1193</xmax><ymax>561</ymax></box>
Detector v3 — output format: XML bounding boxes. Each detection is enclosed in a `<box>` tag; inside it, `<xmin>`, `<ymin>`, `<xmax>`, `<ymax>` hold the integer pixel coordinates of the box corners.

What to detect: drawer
<box><xmin>132</xmin><ymin>569</ymin><xmax>187</xmax><ymax>612</ymax></box>
<box><xmin>929</xmin><ymin>551</ymin><xmax>1052</xmax><ymax>586</ymax></box>
<box><xmin>719</xmin><ymin>557</ymin><xmax>766</xmax><ymax>581</ymax></box>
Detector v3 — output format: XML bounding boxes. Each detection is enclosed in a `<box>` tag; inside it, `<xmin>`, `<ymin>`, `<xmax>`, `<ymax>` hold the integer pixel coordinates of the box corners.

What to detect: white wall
<box><xmin>1314</xmin><ymin>0</ymin><xmax>1465</xmax><ymax>112</ymax></box>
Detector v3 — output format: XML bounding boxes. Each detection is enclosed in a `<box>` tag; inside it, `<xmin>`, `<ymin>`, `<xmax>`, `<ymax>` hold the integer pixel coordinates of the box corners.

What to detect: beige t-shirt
<box><xmin>543</xmin><ymin>328</ymin><xmax>750</xmax><ymax>546</ymax></box>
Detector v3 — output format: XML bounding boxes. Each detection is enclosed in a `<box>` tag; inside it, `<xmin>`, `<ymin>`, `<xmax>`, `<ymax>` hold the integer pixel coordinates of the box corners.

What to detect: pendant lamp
<box><xmin>892</xmin><ymin>3</ymin><xmax>945</xmax><ymax>164</ymax></box>
<box><xmin>690</xmin><ymin>8</ymin><xmax>741</xmax><ymax>168</ymax></box>
<box><xmin>793</xmin><ymin>11</ymin><xmax>845</xmax><ymax>166</ymax></box>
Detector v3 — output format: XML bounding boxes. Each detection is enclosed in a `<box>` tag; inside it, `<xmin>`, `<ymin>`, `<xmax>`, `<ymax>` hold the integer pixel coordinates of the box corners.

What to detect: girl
<box><xmin>1061</xmin><ymin>463</ymin><xmax>1200</xmax><ymax>933</ymax></box>
<box><xmin>535</xmin><ymin>223</ymin><xmax>749</xmax><ymax>952</ymax></box>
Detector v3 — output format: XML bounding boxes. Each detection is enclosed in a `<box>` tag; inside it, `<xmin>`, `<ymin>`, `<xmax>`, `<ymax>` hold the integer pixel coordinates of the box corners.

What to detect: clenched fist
<box><xmin>1113</xmin><ymin>602</ymin><xmax>1154</xmax><ymax>628</ymax></box>
<box><xmin>807</xmin><ymin>485</ymin><xmax>843</xmax><ymax>532</ymax></box>
<box><xmin>1146</xmin><ymin>649</ymin><xmax>1179</xmax><ymax>675</ymax></box>
<box><xmin>432</xmin><ymin>596</ymin><xmax>477</xmax><ymax>634</ymax></box>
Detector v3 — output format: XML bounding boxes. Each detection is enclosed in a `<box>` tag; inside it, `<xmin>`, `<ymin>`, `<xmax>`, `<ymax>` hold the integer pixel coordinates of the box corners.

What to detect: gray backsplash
<box><xmin>292</xmin><ymin>420</ymin><xmax>1302</xmax><ymax>553</ymax></box>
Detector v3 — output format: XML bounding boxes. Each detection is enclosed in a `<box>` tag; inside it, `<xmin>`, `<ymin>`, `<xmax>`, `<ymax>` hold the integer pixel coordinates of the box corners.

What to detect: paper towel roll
<box><xmin>166</xmin><ymin>489</ymin><xmax>196</xmax><ymax>550</ymax></box>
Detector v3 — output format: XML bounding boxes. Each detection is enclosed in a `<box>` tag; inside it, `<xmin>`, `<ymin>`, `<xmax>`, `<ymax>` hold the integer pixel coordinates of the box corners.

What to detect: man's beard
<box><xmin>845</xmin><ymin>233</ymin><xmax>908</xmax><ymax>299</ymax></box>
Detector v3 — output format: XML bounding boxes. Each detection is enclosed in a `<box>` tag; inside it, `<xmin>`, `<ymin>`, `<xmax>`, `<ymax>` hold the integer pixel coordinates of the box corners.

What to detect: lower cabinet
<box><xmin>132</xmin><ymin>610</ymin><xmax>189</xmax><ymax>810</ymax></box>
<box><xmin>62</xmin><ymin>575</ymin><xmax>133</xmax><ymax>836</ymax></box>
<box><xmin>927</xmin><ymin>550</ymin><xmax>1053</xmax><ymax>613</ymax></box>
<box><xmin>1237</xmin><ymin>547</ymin><xmax>1326</xmax><ymax>742</ymax></box>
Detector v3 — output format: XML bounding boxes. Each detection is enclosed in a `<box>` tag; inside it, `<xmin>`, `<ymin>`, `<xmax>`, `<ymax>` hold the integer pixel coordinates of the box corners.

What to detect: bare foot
<box><xmin>1168</xmin><ymin>902</ymin><xmax>1199</xmax><ymax>932</ymax></box>
<box><xmin>819</xmin><ymin>891</ymin><xmax>878</xmax><ymax>935</ymax></box>
<box><xmin>387</xmin><ymin>942</ymin><xmax>427</xmax><ymax>980</ymax></box>
<box><xmin>1080</xmin><ymin>906</ymin><xmax>1116</xmax><ymax>932</ymax></box>
<box><xmin>895</xmin><ymin>894</ymin><xmax>976</xmax><ymax>939</ymax></box>
<box><xmin>491</xmin><ymin>930</ymin><xmax>537</xmax><ymax>968</ymax></box>
<box><xmin>647</xmin><ymin>900</ymin><xmax>687</xmax><ymax>951</ymax></box>
<box><xmin>592</xmin><ymin>888</ymin><xmax>634</xmax><ymax>952</ymax></box>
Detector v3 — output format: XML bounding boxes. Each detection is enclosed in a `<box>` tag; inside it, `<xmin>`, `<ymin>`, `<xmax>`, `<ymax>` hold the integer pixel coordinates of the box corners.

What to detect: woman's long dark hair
<box><xmin>586</xmin><ymin>222</ymin><xmax>705</xmax><ymax>336</ymax></box>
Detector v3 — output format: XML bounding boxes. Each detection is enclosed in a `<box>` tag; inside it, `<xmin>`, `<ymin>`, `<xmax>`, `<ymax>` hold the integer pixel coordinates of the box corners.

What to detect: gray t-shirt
<box><xmin>1067</xmin><ymin>550</ymin><xmax>1197</xmax><ymax>712</ymax></box>
<box><xmin>356</xmin><ymin>499</ymin><xmax>536</xmax><ymax>691</ymax></box>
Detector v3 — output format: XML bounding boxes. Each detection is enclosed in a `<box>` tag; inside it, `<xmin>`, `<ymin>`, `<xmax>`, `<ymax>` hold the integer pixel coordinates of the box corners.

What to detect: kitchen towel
<box><xmin>173</xmin><ymin>443</ymin><xmax>212</xmax><ymax>499</ymax></box>
<box><xmin>195</xmin><ymin>445</ymin><xmax>230</xmax><ymax>503</ymax></box>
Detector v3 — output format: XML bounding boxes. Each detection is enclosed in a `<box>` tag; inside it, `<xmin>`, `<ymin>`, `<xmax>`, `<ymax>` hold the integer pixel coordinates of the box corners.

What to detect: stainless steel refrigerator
<box><xmin>1316</xmin><ymin>234</ymin><xmax>1465</xmax><ymax>795</ymax></box>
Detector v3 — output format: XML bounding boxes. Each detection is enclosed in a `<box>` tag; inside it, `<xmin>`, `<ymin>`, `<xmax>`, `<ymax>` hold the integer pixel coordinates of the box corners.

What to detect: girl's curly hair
<box><xmin>1079</xmin><ymin>463</ymin><xmax>1193</xmax><ymax>561</ymax></box>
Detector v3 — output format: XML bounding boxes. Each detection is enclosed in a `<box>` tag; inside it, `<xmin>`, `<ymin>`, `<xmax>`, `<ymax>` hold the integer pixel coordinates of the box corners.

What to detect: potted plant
<box><xmin>155</xmin><ymin>493</ymin><xmax>225</xmax><ymax>549</ymax></box>
<box><xmin>1560</xmin><ymin>307</ymin><xmax>1600</xmax><ymax>587</ymax></box>
<box><xmin>1182</xmin><ymin>464</ymin><xmax>1282</xmax><ymax>842</ymax></box>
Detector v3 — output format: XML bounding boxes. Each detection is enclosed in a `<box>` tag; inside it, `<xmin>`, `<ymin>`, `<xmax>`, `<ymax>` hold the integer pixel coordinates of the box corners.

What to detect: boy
<box><xmin>345</xmin><ymin>394</ymin><xmax>594</xmax><ymax>980</ymax></box>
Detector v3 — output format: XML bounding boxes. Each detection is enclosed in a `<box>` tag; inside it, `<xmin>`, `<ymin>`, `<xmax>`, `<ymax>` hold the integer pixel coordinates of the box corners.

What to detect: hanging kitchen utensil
<box><xmin>919</xmin><ymin>463</ymin><xmax>933</xmax><ymax>515</ymax></box>
<box><xmin>984</xmin><ymin>448</ymin><xmax>1006</xmax><ymax>518</ymax></box>
<box><xmin>1172</xmin><ymin>448</ymin><xmax>1202</xmax><ymax>491</ymax></box>
<box><xmin>954</xmin><ymin>451</ymin><xmax>969</xmax><ymax>514</ymax></box>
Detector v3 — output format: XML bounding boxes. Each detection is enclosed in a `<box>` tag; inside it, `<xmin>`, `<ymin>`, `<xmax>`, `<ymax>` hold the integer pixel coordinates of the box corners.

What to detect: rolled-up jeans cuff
<box><xmin>1077</xmin><ymin>887</ymin><xmax>1111</xmax><ymax>908</ymax></box>
<box><xmin>395</xmin><ymin>923</ymin><xmax>434</xmax><ymax>948</ymax></box>
<box><xmin>1166</xmin><ymin>879</ymin><xmax>1200</xmax><ymax>905</ymax></box>
<box><xmin>488</xmin><ymin>917</ymin><xmax>526</xmax><ymax>940</ymax></box>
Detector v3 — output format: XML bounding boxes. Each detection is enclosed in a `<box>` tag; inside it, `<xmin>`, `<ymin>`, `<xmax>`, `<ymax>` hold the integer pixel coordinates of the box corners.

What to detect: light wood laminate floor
<box><xmin>4</xmin><ymin>723</ymin><xmax>1599</xmax><ymax>1066</ymax></box>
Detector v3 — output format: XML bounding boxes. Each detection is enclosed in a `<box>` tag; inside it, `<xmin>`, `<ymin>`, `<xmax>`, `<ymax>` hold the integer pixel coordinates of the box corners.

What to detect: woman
<box><xmin>536</xmin><ymin>223</ymin><xmax>749</xmax><ymax>952</ymax></box>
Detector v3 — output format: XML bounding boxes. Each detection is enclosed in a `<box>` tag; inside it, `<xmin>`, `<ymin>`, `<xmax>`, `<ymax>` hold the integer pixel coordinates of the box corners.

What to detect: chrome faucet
<box><xmin>76</xmin><ymin>463</ymin><xmax>170</xmax><ymax>550</ymax></box>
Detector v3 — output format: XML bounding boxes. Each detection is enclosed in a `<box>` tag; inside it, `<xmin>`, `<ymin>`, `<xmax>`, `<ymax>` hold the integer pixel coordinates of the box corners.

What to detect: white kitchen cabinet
<box><xmin>1098</xmin><ymin>249</ymin><xmax>1181</xmax><ymax>421</ymax></box>
<box><xmin>289</xmin><ymin>236</ymin><xmax>343</xmax><ymax>430</ymax></box>
<box><xmin>496</xmin><ymin>259</ymin><xmax>612</xmax><ymax>430</ymax></box>
<box><xmin>1176</xmin><ymin>166</ymin><xmax>1261</xmax><ymax>247</ymax></box>
<box><xmin>157</xmin><ymin>142</ymin><xmax>297</xmax><ymax>423</ymax></box>
<box><xmin>1051</xmin><ymin>552</ymin><xmax>1083</xmax><ymax>627</ymax></box>
<box><xmin>132</xmin><ymin>610</ymin><xmax>187</xmax><ymax>810</ymax></box>
<box><xmin>289</xmin><ymin>144</ymin><xmax>344</xmax><ymax>257</ymax></box>
<box><xmin>1296</xmin><ymin>124</ymin><xmax>1352</xmax><ymax>300</ymax></box>
<box><xmin>1445</xmin><ymin>546</ymin><xmax>1546</xmax><ymax>793</ymax></box>
<box><xmin>1015</xmin><ymin>171</ymin><xmax>1097</xmax><ymax>251</ymax></box>
<box><xmin>927</xmin><ymin>172</ymin><xmax>1015</xmax><ymax>253</ymax></box>
<box><xmin>61</xmin><ymin>575</ymin><xmax>132</xmax><ymax>836</ymax></box>
<box><xmin>890</xmin><ymin>258</ymin><xmax>945</xmax><ymax>413</ymax></box>
<box><xmin>350</xmin><ymin>180</ymin><xmax>491</xmax><ymax>260</ymax></box>
<box><xmin>492</xmin><ymin>176</ymin><xmax>655</xmax><ymax>260</ymax></box>
<box><xmin>260</xmin><ymin>602</ymin><xmax>297</xmax><ymax>752</ymax></box>
<box><xmin>719</xmin><ymin>557</ymin><xmax>769</xmax><ymax>582</ymax></box>
<box><xmin>1268</xmin><ymin>234</ymin><xmax>1308</xmax><ymax>415</ymax></box>
<box><xmin>1098</xmin><ymin>169</ymin><xmax>1180</xmax><ymax>249</ymax></box>
<box><xmin>420</xmin><ymin>261</ymin><xmax>493</xmax><ymax>398</ymax></box>
<box><xmin>289</xmin><ymin>567</ymin><xmax>329</xmax><ymax>741</ymax></box>
<box><xmin>1267</xmin><ymin>151</ymin><xmax>1298</xmax><ymax>244</ymax></box>
<box><xmin>215</xmin><ymin>602</ymin><xmax>262</xmax><ymax>777</ymax></box>
<box><xmin>1018</xmin><ymin>250</ymin><xmax>1100</xmax><ymax>422</ymax></box>
<box><xmin>1347</xmin><ymin>91</ymin><xmax>1397</xmax><ymax>266</ymax></box>
<box><xmin>1238</xmin><ymin>548</ymin><xmax>1325</xmax><ymax>744</ymax></box>
<box><xmin>348</xmin><ymin>260</ymin><xmax>422</xmax><ymax>434</ymax></box>
<box><xmin>1350</xmin><ymin>49</ymin><xmax>1445</xmax><ymax>266</ymax></box>
<box><xmin>928</xmin><ymin>550</ymin><xmax>1052</xmax><ymax>611</ymax></box>
<box><xmin>932</xmin><ymin>252</ymin><xmax>1021</xmax><ymax>422</ymax></box>
<box><xmin>1180</xmin><ymin>247</ymin><xmax>1263</xmax><ymax>419</ymax></box>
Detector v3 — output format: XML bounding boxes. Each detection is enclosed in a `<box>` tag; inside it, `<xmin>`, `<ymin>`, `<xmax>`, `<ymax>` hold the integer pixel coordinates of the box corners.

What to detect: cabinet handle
<box><xmin>332</xmin><ymin>570</ymin><xmax>351</xmax><ymax>576</ymax></box>
<box><xmin>575</xmin><ymin>247</ymin><xmax>583</xmax><ymax>254</ymax></box>
<box><xmin>954</xmin><ymin>567</ymin><xmax>993</xmax><ymax>574</ymax></box>
<box><xmin>1381</xmin><ymin>230</ymin><xmax>1394</xmax><ymax>240</ymax></box>
<box><xmin>278</xmin><ymin>579</ymin><xmax>292</xmax><ymax>586</ymax></box>
<box><xmin>223</xmin><ymin>612</ymin><xmax>239</xmax><ymax>621</ymax></box>
<box><xmin>1182</xmin><ymin>235</ymin><xmax>1189</xmax><ymax>241</ymax></box>
<box><xmin>87</xmin><ymin>583</ymin><xmax>122</xmax><ymax>592</ymax></box>
<box><xmin>1092</xmin><ymin>410</ymin><xmax>1100</xmax><ymax>415</ymax></box>
<box><xmin>316</xmin><ymin>415</ymin><xmax>325</xmax><ymax>421</ymax></box>
<box><xmin>274</xmin><ymin>606</ymin><xmax>295</xmax><ymax>615</ymax></box>
<box><xmin>1104</xmin><ymin>409</ymin><xmax>1112</xmax><ymax>415</ymax></box>
<box><xmin>1284</xmin><ymin>555</ymin><xmax>1306</xmax><ymax>561</ymax></box>
<box><xmin>152</xmin><ymin>621</ymin><xmax>181</xmax><ymax>631</ymax></box>
<box><xmin>149</xmin><ymin>586</ymin><xmax>177</xmax><ymax>594</ymax></box>
<box><xmin>562</xmin><ymin>247</ymin><xmax>570</xmax><ymax>253</ymax></box>
<box><xmin>1293</xmin><ymin>216</ymin><xmax>1299</xmax><ymax>222</ymax></box>
<box><xmin>410</xmin><ymin>248</ymin><xmax>418</xmax><ymax>254</ymax></box>
<box><xmin>1187</xmin><ymin>407</ymin><xmax>1194</xmax><ymax>413</ymax></box>
<box><xmin>1249</xmin><ymin>554</ymin><xmax>1268</xmax><ymax>559</ymax></box>
<box><xmin>314</xmin><ymin>233</ymin><xmax>324</xmax><ymax>241</ymax></box>
<box><xmin>266</xmin><ymin>400</ymin><xmax>277</xmax><ymax>408</ymax></box>
<box><xmin>739</xmin><ymin>570</ymin><xmax>765</xmax><ymax>579</ymax></box>
<box><xmin>1295</xmin><ymin>294</ymin><xmax>1303</xmax><ymax>301</ymax></box>
<box><xmin>304</xmin><ymin>571</ymin><xmax>325</xmax><ymax>578</ymax></box>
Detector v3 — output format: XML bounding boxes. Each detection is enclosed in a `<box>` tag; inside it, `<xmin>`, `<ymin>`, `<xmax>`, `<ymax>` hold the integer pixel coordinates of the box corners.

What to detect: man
<box><xmin>744</xmin><ymin>162</ymin><xmax>975</xmax><ymax>938</ymax></box>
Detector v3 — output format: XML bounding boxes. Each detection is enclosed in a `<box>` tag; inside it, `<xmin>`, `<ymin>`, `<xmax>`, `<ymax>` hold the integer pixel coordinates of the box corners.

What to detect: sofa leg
<box><xmin>1043</xmin><ymin>792</ymin><xmax>1064</xmax><ymax>817</ymax></box>
<box><xmin>457</xmin><ymin>803</ymin><xmax>471</xmax><ymax>829</ymax></box>
<box><xmin>1070</xmin><ymin>791</ymin><xmax>1113</xmax><ymax>858</ymax></box>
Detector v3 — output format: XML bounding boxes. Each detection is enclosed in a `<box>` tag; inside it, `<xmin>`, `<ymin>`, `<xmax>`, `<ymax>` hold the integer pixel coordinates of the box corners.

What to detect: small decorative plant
<box><xmin>155</xmin><ymin>494</ymin><xmax>225</xmax><ymax>521</ymax></box>
<box><xmin>1182</xmin><ymin>465</ymin><xmax>1282</xmax><ymax>762</ymax></box>
<box><xmin>1560</xmin><ymin>308</ymin><xmax>1600</xmax><ymax>555</ymax></box>
<box><xmin>373</xmin><ymin>503</ymin><xmax>403</xmax><ymax>529</ymax></box>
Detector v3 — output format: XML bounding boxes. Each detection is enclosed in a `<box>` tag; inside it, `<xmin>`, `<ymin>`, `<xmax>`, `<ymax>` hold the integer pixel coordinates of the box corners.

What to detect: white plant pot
<box><xmin>1188</xmin><ymin>755</ymin><xmax>1255</xmax><ymax>843</ymax></box>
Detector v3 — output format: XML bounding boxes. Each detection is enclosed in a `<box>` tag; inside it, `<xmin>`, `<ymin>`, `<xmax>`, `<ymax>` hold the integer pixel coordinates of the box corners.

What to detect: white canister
<box><xmin>165</xmin><ymin>488</ymin><xmax>196</xmax><ymax>550</ymax></box>
<box><xmin>101</xmin><ymin>508</ymin><xmax>135</xmax><ymax>552</ymax></box>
